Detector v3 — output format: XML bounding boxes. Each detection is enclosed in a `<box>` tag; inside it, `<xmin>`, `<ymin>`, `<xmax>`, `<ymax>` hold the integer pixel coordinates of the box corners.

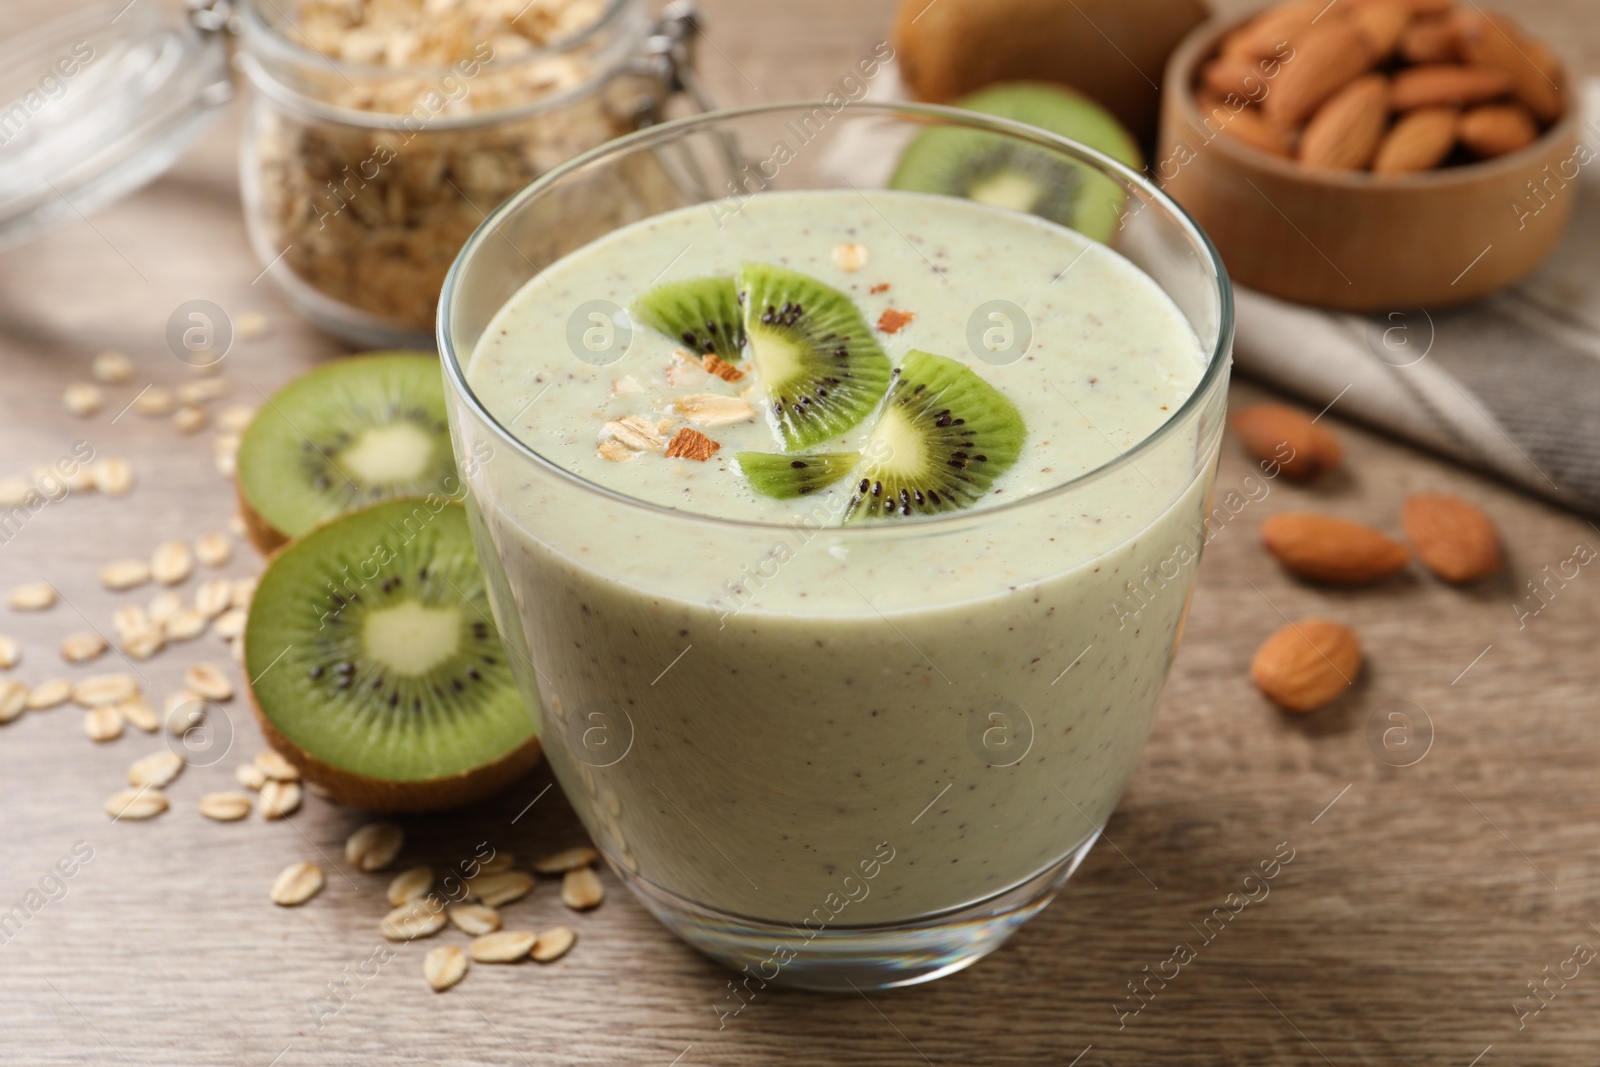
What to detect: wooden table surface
<box><xmin>4</xmin><ymin>1</ymin><xmax>1599</xmax><ymax>1064</ymax></box>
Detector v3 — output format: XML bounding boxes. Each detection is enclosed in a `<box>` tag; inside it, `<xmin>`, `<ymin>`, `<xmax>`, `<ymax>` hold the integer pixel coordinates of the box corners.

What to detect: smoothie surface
<box><xmin>466</xmin><ymin>190</ymin><xmax>1205</xmax><ymax>523</ymax></box>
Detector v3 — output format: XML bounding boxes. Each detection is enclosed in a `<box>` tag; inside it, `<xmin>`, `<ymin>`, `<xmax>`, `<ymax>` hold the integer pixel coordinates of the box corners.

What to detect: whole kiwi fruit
<box><xmin>893</xmin><ymin>0</ymin><xmax>1210</xmax><ymax>143</ymax></box>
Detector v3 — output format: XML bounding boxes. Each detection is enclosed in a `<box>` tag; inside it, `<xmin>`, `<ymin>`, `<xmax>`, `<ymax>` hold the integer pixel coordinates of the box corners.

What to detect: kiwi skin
<box><xmin>248</xmin><ymin>698</ymin><xmax>542</xmax><ymax>813</ymax></box>
<box><xmin>242</xmin><ymin>497</ymin><xmax>542</xmax><ymax>814</ymax></box>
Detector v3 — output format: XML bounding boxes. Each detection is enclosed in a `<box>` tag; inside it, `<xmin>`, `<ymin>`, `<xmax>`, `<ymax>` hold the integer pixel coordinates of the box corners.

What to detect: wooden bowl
<box><xmin>1156</xmin><ymin>15</ymin><xmax>1582</xmax><ymax>310</ymax></box>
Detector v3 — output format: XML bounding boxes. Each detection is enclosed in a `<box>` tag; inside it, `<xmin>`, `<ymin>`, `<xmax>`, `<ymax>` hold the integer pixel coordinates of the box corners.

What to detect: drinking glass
<box><xmin>439</xmin><ymin>101</ymin><xmax>1232</xmax><ymax>991</ymax></box>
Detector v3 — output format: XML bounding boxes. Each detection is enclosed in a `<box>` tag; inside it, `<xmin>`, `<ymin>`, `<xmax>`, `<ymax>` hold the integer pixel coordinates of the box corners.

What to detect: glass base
<box><xmin>609</xmin><ymin>832</ymin><xmax>1100</xmax><ymax>992</ymax></box>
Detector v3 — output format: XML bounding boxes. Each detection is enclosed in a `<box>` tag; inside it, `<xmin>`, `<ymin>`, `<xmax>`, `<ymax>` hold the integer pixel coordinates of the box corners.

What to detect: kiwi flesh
<box><xmin>631</xmin><ymin>277</ymin><xmax>747</xmax><ymax>361</ymax></box>
<box><xmin>739</xmin><ymin>263</ymin><xmax>893</xmax><ymax>451</ymax></box>
<box><xmin>844</xmin><ymin>350</ymin><xmax>1025</xmax><ymax>521</ymax></box>
<box><xmin>235</xmin><ymin>352</ymin><xmax>456</xmax><ymax>554</ymax></box>
<box><xmin>888</xmin><ymin>82</ymin><xmax>1142</xmax><ymax>243</ymax></box>
<box><xmin>736</xmin><ymin>451</ymin><xmax>859</xmax><ymax>498</ymax></box>
<box><xmin>243</xmin><ymin>498</ymin><xmax>540</xmax><ymax>812</ymax></box>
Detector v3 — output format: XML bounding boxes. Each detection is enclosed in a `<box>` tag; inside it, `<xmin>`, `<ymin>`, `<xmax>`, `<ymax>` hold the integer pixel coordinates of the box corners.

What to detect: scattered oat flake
<box><xmin>177</xmin><ymin>378</ymin><xmax>229</xmax><ymax>405</ymax></box>
<box><xmin>346</xmin><ymin>822</ymin><xmax>404</xmax><ymax>871</ymax></box>
<box><xmin>596</xmin><ymin>439</ymin><xmax>638</xmax><ymax>463</ymax></box>
<box><xmin>0</xmin><ymin>478</ymin><xmax>28</xmax><ymax>507</ymax></box>
<box><xmin>147</xmin><ymin>593</ymin><xmax>182</xmax><ymax>624</ymax></box>
<box><xmin>9</xmin><ymin>583</ymin><xmax>57</xmax><ymax>611</ymax></box>
<box><xmin>92</xmin><ymin>351</ymin><xmax>134</xmax><ymax>384</ymax></box>
<box><xmin>106</xmin><ymin>787</ymin><xmax>168</xmax><ymax>820</ymax></box>
<box><xmin>255</xmin><ymin>749</ymin><xmax>300</xmax><ymax>781</ymax></box>
<box><xmin>173</xmin><ymin>405</ymin><xmax>208</xmax><ymax>434</ymax></box>
<box><xmin>151</xmin><ymin>541</ymin><xmax>195</xmax><ymax>585</ymax></box>
<box><xmin>230</xmin><ymin>577</ymin><xmax>256</xmax><ymax>610</ymax></box>
<box><xmin>194</xmin><ymin>533</ymin><xmax>232</xmax><ymax>567</ymax></box>
<box><xmin>477</xmin><ymin>851</ymin><xmax>514</xmax><ymax>875</ymax></box>
<box><xmin>24</xmin><ymin>679</ymin><xmax>70</xmax><ymax>711</ymax></box>
<box><xmin>236</xmin><ymin>763</ymin><xmax>267</xmax><ymax>791</ymax></box>
<box><xmin>213</xmin><ymin>607</ymin><xmax>247</xmax><ymax>640</ymax></box>
<box><xmin>869</xmin><ymin>282</ymin><xmax>891</xmax><ymax>294</ymax></box>
<box><xmin>200</xmin><ymin>792</ymin><xmax>253</xmax><ymax>822</ymax></box>
<box><xmin>425</xmin><ymin>945</ymin><xmax>469</xmax><ymax>992</ymax></box>
<box><xmin>832</xmin><ymin>242</ymin><xmax>869</xmax><ymax>272</ymax></box>
<box><xmin>533</xmin><ymin>846</ymin><xmax>599</xmax><ymax>874</ymax></box>
<box><xmin>132</xmin><ymin>387</ymin><xmax>176</xmax><ymax>417</ymax></box>
<box><xmin>259</xmin><ymin>779</ymin><xmax>302</xmax><ymax>820</ymax></box>
<box><xmin>184</xmin><ymin>662</ymin><xmax>233</xmax><ymax>701</ymax></box>
<box><xmin>196</xmin><ymin>579</ymin><xmax>232</xmax><ymax>619</ymax></box>
<box><xmin>599</xmin><ymin>415</ymin><xmax>667</xmax><ymax>453</ymax></box>
<box><xmin>64</xmin><ymin>383</ymin><xmax>104</xmax><ymax>417</ymax></box>
<box><xmin>0</xmin><ymin>635</ymin><xmax>17</xmax><ymax>669</ymax></box>
<box><xmin>85</xmin><ymin>706</ymin><xmax>124</xmax><ymax>742</ymax></box>
<box><xmin>129</xmin><ymin>750</ymin><xmax>184</xmax><ymax>788</ymax></box>
<box><xmin>100</xmin><ymin>559</ymin><xmax>152</xmax><ymax>591</ymax></box>
<box><xmin>92</xmin><ymin>457</ymin><xmax>134</xmax><ymax>497</ymax></box>
<box><xmin>701</xmin><ymin>354</ymin><xmax>744</xmax><ymax>382</ymax></box>
<box><xmin>116</xmin><ymin>698</ymin><xmax>159</xmax><ymax>732</ymax></box>
<box><xmin>611</xmin><ymin>376</ymin><xmax>643</xmax><ymax>396</ymax></box>
<box><xmin>381</xmin><ymin>897</ymin><xmax>448</xmax><ymax>941</ymax></box>
<box><xmin>165</xmin><ymin>609</ymin><xmax>206</xmax><ymax>641</ymax></box>
<box><xmin>448</xmin><ymin>904</ymin><xmax>503</xmax><ymax>936</ymax></box>
<box><xmin>61</xmin><ymin>632</ymin><xmax>109</xmax><ymax>664</ymax></box>
<box><xmin>469</xmin><ymin>930</ymin><xmax>536</xmax><ymax>963</ymax></box>
<box><xmin>876</xmin><ymin>308</ymin><xmax>915</xmax><ymax>334</ymax></box>
<box><xmin>387</xmin><ymin>866</ymin><xmax>434</xmax><ymax>906</ymax></box>
<box><xmin>531</xmin><ymin>926</ymin><xmax>577</xmax><ymax>963</ymax></box>
<box><xmin>0</xmin><ymin>680</ymin><xmax>27</xmax><ymax>722</ymax></box>
<box><xmin>217</xmin><ymin>405</ymin><xmax>255</xmax><ymax>432</ymax></box>
<box><xmin>664</xmin><ymin>428</ymin><xmax>720</xmax><ymax>461</ymax></box>
<box><xmin>468</xmin><ymin>870</ymin><xmax>535</xmax><ymax>907</ymax></box>
<box><xmin>122</xmin><ymin>628</ymin><xmax>166</xmax><ymax>661</ymax></box>
<box><xmin>271</xmin><ymin>862</ymin><xmax>325</xmax><ymax>906</ymax></box>
<box><xmin>560</xmin><ymin>867</ymin><xmax>604</xmax><ymax>910</ymax></box>
<box><xmin>236</xmin><ymin>311</ymin><xmax>270</xmax><ymax>339</ymax></box>
<box><xmin>73</xmin><ymin>673</ymin><xmax>138</xmax><ymax>707</ymax></box>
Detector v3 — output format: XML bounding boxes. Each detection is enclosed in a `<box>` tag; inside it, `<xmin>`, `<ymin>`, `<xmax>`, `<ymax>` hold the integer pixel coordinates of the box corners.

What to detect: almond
<box><xmin>1398</xmin><ymin>16</ymin><xmax>1462</xmax><ymax>64</ymax></box>
<box><xmin>1373</xmin><ymin>107</ymin><xmax>1459</xmax><ymax>173</ymax></box>
<box><xmin>1250</xmin><ymin>620</ymin><xmax>1363</xmax><ymax>713</ymax></box>
<box><xmin>1231</xmin><ymin>404</ymin><xmax>1343</xmax><ymax>480</ymax></box>
<box><xmin>1400</xmin><ymin>492</ymin><xmax>1502</xmax><ymax>582</ymax></box>
<box><xmin>1262</xmin><ymin>20</ymin><xmax>1375</xmax><ymax>127</ymax></box>
<box><xmin>1455</xmin><ymin>12</ymin><xmax>1563</xmax><ymax>122</ymax></box>
<box><xmin>1208</xmin><ymin>103</ymin><xmax>1296</xmax><ymax>158</ymax></box>
<box><xmin>1299</xmin><ymin>74</ymin><xmax>1390</xmax><ymax>170</ymax></box>
<box><xmin>664</xmin><ymin>428</ymin><xmax>720</xmax><ymax>462</ymax></box>
<box><xmin>1221</xmin><ymin>0</ymin><xmax>1321</xmax><ymax>59</ymax></box>
<box><xmin>1390</xmin><ymin>64</ymin><xmax>1513</xmax><ymax>110</ymax></box>
<box><xmin>1457</xmin><ymin>104</ymin><xmax>1539</xmax><ymax>159</ymax></box>
<box><xmin>1201</xmin><ymin>54</ymin><xmax>1270</xmax><ymax>101</ymax></box>
<box><xmin>1351</xmin><ymin>0</ymin><xmax>1449</xmax><ymax>12</ymax></box>
<box><xmin>1350</xmin><ymin>2</ymin><xmax>1411</xmax><ymax>60</ymax></box>
<box><xmin>1260</xmin><ymin>513</ymin><xmax>1411</xmax><ymax>583</ymax></box>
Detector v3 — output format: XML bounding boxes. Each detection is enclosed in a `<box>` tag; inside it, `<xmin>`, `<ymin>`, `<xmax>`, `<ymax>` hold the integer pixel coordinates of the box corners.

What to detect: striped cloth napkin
<box><xmin>1232</xmin><ymin>80</ymin><xmax>1600</xmax><ymax>516</ymax></box>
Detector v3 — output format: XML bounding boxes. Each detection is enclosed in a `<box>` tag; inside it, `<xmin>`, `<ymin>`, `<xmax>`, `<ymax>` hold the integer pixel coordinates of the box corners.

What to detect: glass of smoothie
<box><xmin>439</xmin><ymin>101</ymin><xmax>1232</xmax><ymax>991</ymax></box>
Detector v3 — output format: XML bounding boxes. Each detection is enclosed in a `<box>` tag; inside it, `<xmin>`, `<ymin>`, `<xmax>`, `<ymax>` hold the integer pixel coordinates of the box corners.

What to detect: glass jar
<box><xmin>235</xmin><ymin>0</ymin><xmax>707</xmax><ymax>348</ymax></box>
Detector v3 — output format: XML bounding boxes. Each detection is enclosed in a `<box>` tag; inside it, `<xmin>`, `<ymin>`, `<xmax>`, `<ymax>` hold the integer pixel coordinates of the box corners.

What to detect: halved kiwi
<box><xmin>735</xmin><ymin>451</ymin><xmax>858</xmax><ymax>498</ymax></box>
<box><xmin>243</xmin><ymin>498</ymin><xmax>540</xmax><ymax>812</ymax></box>
<box><xmin>843</xmin><ymin>350</ymin><xmax>1025</xmax><ymax>521</ymax></box>
<box><xmin>888</xmin><ymin>82</ymin><xmax>1142</xmax><ymax>242</ymax></box>
<box><xmin>631</xmin><ymin>276</ymin><xmax>747</xmax><ymax>361</ymax></box>
<box><xmin>739</xmin><ymin>263</ymin><xmax>892</xmax><ymax>451</ymax></box>
<box><xmin>235</xmin><ymin>353</ymin><xmax>456</xmax><ymax>554</ymax></box>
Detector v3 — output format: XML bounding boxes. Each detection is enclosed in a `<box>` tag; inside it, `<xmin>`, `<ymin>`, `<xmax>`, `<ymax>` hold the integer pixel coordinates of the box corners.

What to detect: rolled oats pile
<box><xmin>250</xmin><ymin>0</ymin><xmax>649</xmax><ymax>332</ymax></box>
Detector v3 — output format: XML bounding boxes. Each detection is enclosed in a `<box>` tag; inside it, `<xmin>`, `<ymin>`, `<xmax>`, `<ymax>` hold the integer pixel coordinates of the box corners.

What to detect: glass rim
<box><xmin>234</xmin><ymin>0</ymin><xmax>639</xmax><ymax>127</ymax></box>
<box><xmin>437</xmin><ymin>99</ymin><xmax>1235</xmax><ymax>536</ymax></box>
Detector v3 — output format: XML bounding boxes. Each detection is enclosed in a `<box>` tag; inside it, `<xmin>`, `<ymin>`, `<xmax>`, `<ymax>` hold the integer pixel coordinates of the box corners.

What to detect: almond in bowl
<box><xmin>1157</xmin><ymin>1</ymin><xmax>1581</xmax><ymax>309</ymax></box>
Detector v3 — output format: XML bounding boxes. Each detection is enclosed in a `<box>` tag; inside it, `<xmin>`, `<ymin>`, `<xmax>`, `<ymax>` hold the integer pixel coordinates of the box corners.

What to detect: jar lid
<box><xmin>0</xmin><ymin>0</ymin><xmax>232</xmax><ymax>251</ymax></box>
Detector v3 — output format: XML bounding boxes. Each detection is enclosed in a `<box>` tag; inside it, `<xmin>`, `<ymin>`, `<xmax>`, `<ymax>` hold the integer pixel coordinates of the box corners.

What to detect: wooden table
<box><xmin>3</xmin><ymin>1</ymin><xmax>1598</xmax><ymax>1064</ymax></box>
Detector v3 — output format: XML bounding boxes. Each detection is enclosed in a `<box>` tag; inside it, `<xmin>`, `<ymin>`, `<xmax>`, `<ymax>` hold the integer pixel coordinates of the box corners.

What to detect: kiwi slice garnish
<box><xmin>739</xmin><ymin>263</ymin><xmax>893</xmax><ymax>451</ymax></box>
<box><xmin>888</xmin><ymin>82</ymin><xmax>1142</xmax><ymax>243</ymax></box>
<box><xmin>843</xmin><ymin>350</ymin><xmax>1025</xmax><ymax>521</ymax></box>
<box><xmin>631</xmin><ymin>276</ymin><xmax>747</xmax><ymax>361</ymax></box>
<box><xmin>235</xmin><ymin>352</ymin><xmax>456</xmax><ymax>554</ymax></box>
<box><xmin>244</xmin><ymin>498</ymin><xmax>540</xmax><ymax>813</ymax></box>
<box><xmin>735</xmin><ymin>451</ymin><xmax>859</xmax><ymax>498</ymax></box>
